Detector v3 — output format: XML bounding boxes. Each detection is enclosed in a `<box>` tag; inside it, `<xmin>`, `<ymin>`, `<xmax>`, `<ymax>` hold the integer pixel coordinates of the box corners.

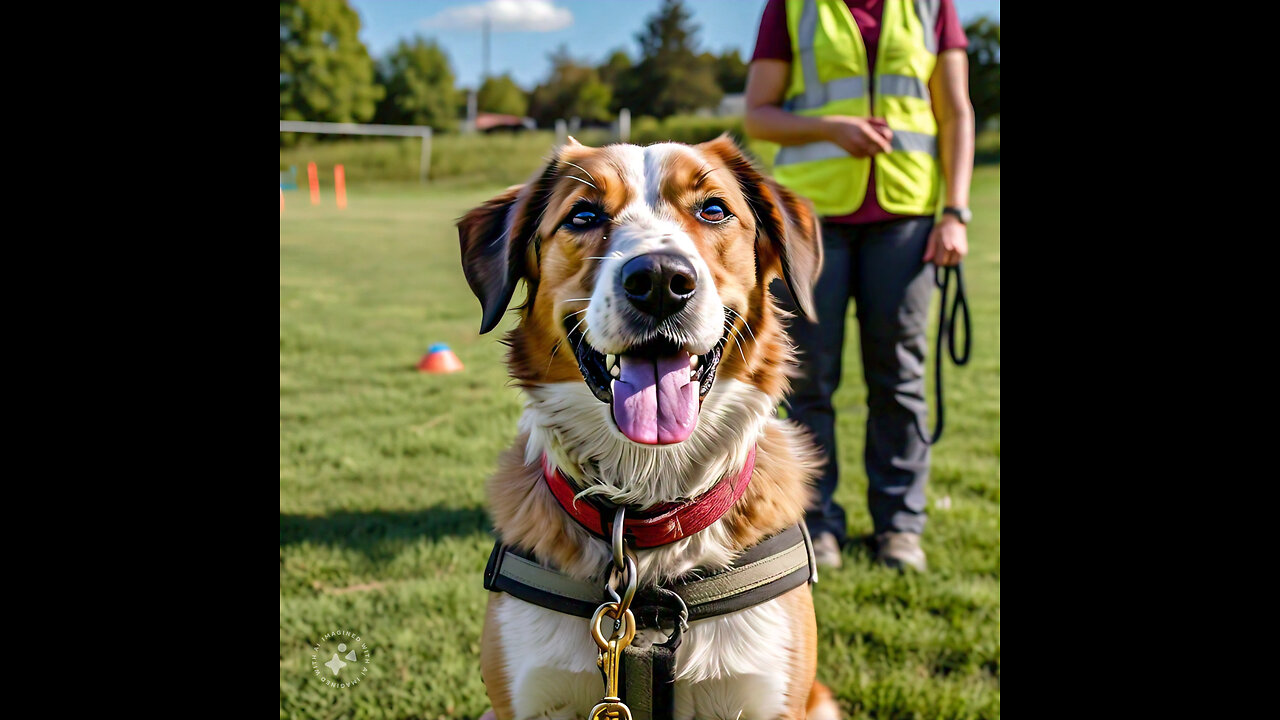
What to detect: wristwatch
<box><xmin>942</xmin><ymin>206</ymin><xmax>972</xmax><ymax>224</ymax></box>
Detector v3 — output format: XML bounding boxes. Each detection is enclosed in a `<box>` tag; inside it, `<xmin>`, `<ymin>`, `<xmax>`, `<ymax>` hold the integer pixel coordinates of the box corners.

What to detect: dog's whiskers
<box><xmin>544</xmin><ymin>338</ymin><xmax>564</xmax><ymax>378</ymax></box>
<box><xmin>562</xmin><ymin>161</ymin><xmax>598</xmax><ymax>186</ymax></box>
<box><xmin>694</xmin><ymin>164</ymin><xmax>722</xmax><ymax>189</ymax></box>
<box><xmin>565</xmin><ymin>175</ymin><xmax>598</xmax><ymax>190</ymax></box>
<box><xmin>547</xmin><ymin>304</ymin><xmax>590</xmax><ymax>376</ymax></box>
<box><xmin>723</xmin><ymin>319</ymin><xmax>749</xmax><ymax>365</ymax></box>
<box><xmin>568</xmin><ymin>315</ymin><xmax>590</xmax><ymax>353</ymax></box>
<box><xmin>723</xmin><ymin>306</ymin><xmax>758</xmax><ymax>345</ymax></box>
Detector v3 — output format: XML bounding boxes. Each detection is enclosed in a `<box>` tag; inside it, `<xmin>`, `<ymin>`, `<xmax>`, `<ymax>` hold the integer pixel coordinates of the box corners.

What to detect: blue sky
<box><xmin>348</xmin><ymin>0</ymin><xmax>1000</xmax><ymax>89</ymax></box>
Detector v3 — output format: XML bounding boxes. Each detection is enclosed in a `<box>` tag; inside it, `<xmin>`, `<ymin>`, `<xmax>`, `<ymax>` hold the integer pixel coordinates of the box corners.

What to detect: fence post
<box><xmin>555</xmin><ymin>119</ymin><xmax>567</xmax><ymax>146</ymax></box>
<box><xmin>619</xmin><ymin>108</ymin><xmax>631</xmax><ymax>143</ymax></box>
<box><xmin>420</xmin><ymin>128</ymin><xmax>432</xmax><ymax>184</ymax></box>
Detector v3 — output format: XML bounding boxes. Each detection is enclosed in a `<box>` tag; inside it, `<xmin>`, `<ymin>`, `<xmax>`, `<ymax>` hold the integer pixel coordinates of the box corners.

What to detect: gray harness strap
<box><xmin>484</xmin><ymin>523</ymin><xmax>818</xmax><ymax>719</ymax></box>
<box><xmin>484</xmin><ymin>523</ymin><xmax>817</xmax><ymax>627</ymax></box>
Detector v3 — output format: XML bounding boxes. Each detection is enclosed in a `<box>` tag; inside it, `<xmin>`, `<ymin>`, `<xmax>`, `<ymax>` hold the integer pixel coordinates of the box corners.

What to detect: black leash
<box><xmin>916</xmin><ymin>263</ymin><xmax>971</xmax><ymax>445</ymax></box>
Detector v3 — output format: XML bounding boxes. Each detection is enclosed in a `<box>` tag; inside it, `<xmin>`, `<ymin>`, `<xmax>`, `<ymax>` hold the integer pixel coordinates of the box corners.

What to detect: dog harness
<box><xmin>483</xmin><ymin>449</ymin><xmax>819</xmax><ymax>720</ymax></box>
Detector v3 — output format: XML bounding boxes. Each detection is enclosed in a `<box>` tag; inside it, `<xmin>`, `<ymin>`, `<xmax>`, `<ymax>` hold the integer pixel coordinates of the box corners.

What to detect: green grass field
<box><xmin>279</xmin><ymin>165</ymin><xmax>1000</xmax><ymax>719</ymax></box>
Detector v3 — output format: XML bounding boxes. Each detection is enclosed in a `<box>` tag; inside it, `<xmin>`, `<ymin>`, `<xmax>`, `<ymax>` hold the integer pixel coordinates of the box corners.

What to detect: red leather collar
<box><xmin>540</xmin><ymin>446</ymin><xmax>756</xmax><ymax>549</ymax></box>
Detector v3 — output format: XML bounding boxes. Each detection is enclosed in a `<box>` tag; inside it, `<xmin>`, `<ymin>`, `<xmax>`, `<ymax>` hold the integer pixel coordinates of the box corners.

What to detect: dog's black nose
<box><xmin>620</xmin><ymin>253</ymin><xmax>698</xmax><ymax>319</ymax></box>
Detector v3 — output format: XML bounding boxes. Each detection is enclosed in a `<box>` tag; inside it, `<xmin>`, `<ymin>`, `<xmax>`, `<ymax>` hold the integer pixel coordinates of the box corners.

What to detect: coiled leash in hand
<box><xmin>916</xmin><ymin>263</ymin><xmax>971</xmax><ymax>445</ymax></box>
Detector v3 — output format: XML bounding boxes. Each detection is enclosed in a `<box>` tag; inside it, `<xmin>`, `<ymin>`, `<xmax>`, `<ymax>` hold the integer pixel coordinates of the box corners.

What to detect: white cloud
<box><xmin>420</xmin><ymin>0</ymin><xmax>573</xmax><ymax>33</ymax></box>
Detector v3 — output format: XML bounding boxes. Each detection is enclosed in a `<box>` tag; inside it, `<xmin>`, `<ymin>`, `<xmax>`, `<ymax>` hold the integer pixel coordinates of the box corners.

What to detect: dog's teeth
<box><xmin>606</xmin><ymin>354</ymin><xmax>617</xmax><ymax>369</ymax></box>
<box><xmin>690</xmin><ymin>356</ymin><xmax>699</xmax><ymax>369</ymax></box>
<box><xmin>610</xmin><ymin>364</ymin><xmax>621</xmax><ymax>378</ymax></box>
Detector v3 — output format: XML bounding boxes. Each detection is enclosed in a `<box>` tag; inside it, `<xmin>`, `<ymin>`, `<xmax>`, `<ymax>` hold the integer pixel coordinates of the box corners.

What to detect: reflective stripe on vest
<box><xmin>782</xmin><ymin>73</ymin><xmax>927</xmax><ymax>113</ymax></box>
<box><xmin>878</xmin><ymin>74</ymin><xmax>930</xmax><ymax>101</ymax></box>
<box><xmin>783</xmin><ymin>76</ymin><xmax>865</xmax><ymax>112</ymax></box>
<box><xmin>915</xmin><ymin>0</ymin><xmax>941</xmax><ymax>54</ymax></box>
<box><xmin>776</xmin><ymin>130</ymin><xmax>937</xmax><ymax>166</ymax></box>
<box><xmin>772</xmin><ymin>0</ymin><xmax>942</xmax><ymax>216</ymax></box>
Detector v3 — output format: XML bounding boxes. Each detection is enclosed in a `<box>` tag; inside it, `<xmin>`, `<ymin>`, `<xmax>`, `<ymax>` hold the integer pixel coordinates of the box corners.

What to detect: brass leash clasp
<box><xmin>589</xmin><ymin>603</ymin><xmax>635</xmax><ymax>720</ymax></box>
<box><xmin>589</xmin><ymin>506</ymin><xmax>637</xmax><ymax>719</ymax></box>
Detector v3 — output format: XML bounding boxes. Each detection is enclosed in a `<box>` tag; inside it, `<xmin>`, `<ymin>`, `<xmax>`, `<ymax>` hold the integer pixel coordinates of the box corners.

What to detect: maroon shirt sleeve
<box><xmin>751</xmin><ymin>0</ymin><xmax>793</xmax><ymax>63</ymax></box>
<box><xmin>937</xmin><ymin>0</ymin><xmax>969</xmax><ymax>53</ymax></box>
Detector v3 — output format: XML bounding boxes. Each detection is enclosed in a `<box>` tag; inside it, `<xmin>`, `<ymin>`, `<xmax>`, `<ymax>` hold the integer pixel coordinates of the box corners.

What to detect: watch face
<box><xmin>946</xmin><ymin>207</ymin><xmax>971</xmax><ymax>224</ymax></box>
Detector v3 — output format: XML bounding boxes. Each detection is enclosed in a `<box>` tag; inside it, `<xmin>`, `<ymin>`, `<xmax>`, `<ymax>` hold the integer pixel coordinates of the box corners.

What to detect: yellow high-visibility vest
<box><xmin>773</xmin><ymin>0</ymin><xmax>941</xmax><ymax>216</ymax></box>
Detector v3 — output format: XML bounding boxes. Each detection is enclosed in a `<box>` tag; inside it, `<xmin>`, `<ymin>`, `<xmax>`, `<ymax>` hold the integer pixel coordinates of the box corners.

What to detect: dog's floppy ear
<box><xmin>699</xmin><ymin>134</ymin><xmax>823</xmax><ymax>322</ymax></box>
<box><xmin>457</xmin><ymin>157</ymin><xmax>562</xmax><ymax>334</ymax></box>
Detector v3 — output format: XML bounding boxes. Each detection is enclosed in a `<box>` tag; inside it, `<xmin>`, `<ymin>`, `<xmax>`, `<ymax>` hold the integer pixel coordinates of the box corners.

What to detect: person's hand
<box><xmin>923</xmin><ymin>215</ymin><xmax>968</xmax><ymax>266</ymax></box>
<box><xmin>821</xmin><ymin>116</ymin><xmax>893</xmax><ymax>157</ymax></box>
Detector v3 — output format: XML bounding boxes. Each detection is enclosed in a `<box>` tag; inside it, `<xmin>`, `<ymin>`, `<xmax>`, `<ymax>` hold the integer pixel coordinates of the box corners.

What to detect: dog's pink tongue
<box><xmin>612</xmin><ymin>352</ymin><xmax>698</xmax><ymax>444</ymax></box>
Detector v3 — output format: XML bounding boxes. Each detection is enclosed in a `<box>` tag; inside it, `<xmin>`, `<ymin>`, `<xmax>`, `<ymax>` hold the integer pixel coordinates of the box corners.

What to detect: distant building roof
<box><xmin>475</xmin><ymin>113</ymin><xmax>533</xmax><ymax>131</ymax></box>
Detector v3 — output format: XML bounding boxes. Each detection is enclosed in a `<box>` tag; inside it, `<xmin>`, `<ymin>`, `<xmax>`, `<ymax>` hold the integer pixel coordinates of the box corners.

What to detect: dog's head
<box><xmin>459</xmin><ymin>135</ymin><xmax>820</xmax><ymax>446</ymax></box>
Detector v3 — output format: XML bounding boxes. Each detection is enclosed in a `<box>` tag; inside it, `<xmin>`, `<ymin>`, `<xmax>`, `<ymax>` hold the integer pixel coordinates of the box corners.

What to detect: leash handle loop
<box><xmin>916</xmin><ymin>262</ymin><xmax>972</xmax><ymax>446</ymax></box>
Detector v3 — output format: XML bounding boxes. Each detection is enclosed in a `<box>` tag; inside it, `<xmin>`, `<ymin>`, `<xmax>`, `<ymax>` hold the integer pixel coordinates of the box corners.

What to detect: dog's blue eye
<box><xmin>566</xmin><ymin>210</ymin><xmax>602</xmax><ymax>229</ymax></box>
<box><xmin>699</xmin><ymin>202</ymin><xmax>727</xmax><ymax>223</ymax></box>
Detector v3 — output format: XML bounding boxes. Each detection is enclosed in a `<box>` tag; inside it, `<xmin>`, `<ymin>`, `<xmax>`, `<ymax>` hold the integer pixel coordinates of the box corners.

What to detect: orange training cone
<box><xmin>308</xmin><ymin>162</ymin><xmax>319</xmax><ymax>205</ymax></box>
<box><xmin>417</xmin><ymin>343</ymin><xmax>464</xmax><ymax>373</ymax></box>
<box><xmin>280</xmin><ymin>187</ymin><xmax>285</xmax><ymax>214</ymax></box>
<box><xmin>335</xmin><ymin>164</ymin><xmax>347</xmax><ymax>210</ymax></box>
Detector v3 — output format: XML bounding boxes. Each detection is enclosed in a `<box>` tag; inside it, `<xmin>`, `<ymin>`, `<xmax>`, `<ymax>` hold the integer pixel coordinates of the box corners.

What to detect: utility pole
<box><xmin>467</xmin><ymin>13</ymin><xmax>489</xmax><ymax>135</ymax></box>
<box><xmin>482</xmin><ymin>14</ymin><xmax>490</xmax><ymax>82</ymax></box>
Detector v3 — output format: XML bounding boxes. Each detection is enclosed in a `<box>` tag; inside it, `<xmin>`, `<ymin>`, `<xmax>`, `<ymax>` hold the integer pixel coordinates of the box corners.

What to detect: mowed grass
<box><xmin>279</xmin><ymin>166</ymin><xmax>1000</xmax><ymax>719</ymax></box>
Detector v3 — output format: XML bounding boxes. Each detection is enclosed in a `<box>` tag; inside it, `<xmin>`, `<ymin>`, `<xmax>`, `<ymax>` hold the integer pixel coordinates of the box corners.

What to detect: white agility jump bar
<box><xmin>279</xmin><ymin>121</ymin><xmax>434</xmax><ymax>184</ymax></box>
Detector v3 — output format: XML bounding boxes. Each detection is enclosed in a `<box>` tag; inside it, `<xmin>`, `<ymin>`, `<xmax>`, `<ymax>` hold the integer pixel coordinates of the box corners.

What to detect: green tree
<box><xmin>615</xmin><ymin>0</ymin><xmax>722</xmax><ymax>118</ymax></box>
<box><xmin>477</xmin><ymin>74</ymin><xmax>529</xmax><ymax>117</ymax></box>
<box><xmin>375</xmin><ymin>37</ymin><xmax>461</xmax><ymax>130</ymax></box>
<box><xmin>598</xmin><ymin>49</ymin><xmax>633</xmax><ymax>87</ymax></box>
<box><xmin>602</xmin><ymin>50</ymin><xmax>640</xmax><ymax>115</ymax></box>
<box><xmin>715</xmin><ymin>49</ymin><xmax>748</xmax><ymax>94</ymax></box>
<box><xmin>279</xmin><ymin>0</ymin><xmax>383</xmax><ymax>144</ymax></box>
<box><xmin>965</xmin><ymin>16</ymin><xmax>1000</xmax><ymax>130</ymax></box>
<box><xmin>529</xmin><ymin>46</ymin><xmax>613</xmax><ymax>125</ymax></box>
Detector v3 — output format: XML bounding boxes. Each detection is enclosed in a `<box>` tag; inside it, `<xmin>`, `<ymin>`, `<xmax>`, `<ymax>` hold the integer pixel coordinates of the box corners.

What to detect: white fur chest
<box><xmin>494</xmin><ymin>592</ymin><xmax>794</xmax><ymax>720</ymax></box>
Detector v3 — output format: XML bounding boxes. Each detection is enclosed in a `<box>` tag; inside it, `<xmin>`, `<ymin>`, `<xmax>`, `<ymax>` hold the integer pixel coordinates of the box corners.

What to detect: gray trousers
<box><xmin>773</xmin><ymin>216</ymin><xmax>935</xmax><ymax>543</ymax></box>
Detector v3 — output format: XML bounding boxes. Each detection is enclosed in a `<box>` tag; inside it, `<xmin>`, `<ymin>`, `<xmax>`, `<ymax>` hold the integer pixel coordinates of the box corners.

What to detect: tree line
<box><xmin>280</xmin><ymin>0</ymin><xmax>999</xmax><ymax>143</ymax></box>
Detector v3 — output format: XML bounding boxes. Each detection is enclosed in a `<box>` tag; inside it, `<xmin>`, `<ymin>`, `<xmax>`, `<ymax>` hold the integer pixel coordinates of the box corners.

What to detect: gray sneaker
<box><xmin>811</xmin><ymin>532</ymin><xmax>842</xmax><ymax>569</ymax></box>
<box><xmin>875</xmin><ymin>532</ymin><xmax>927</xmax><ymax>572</ymax></box>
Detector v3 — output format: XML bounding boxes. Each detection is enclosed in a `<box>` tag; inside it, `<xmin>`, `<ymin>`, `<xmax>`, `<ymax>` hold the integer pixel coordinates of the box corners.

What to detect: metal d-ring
<box><xmin>607</xmin><ymin>550</ymin><xmax>637</xmax><ymax>620</ymax></box>
<box><xmin>653</xmin><ymin>586</ymin><xmax>690</xmax><ymax>633</ymax></box>
<box><xmin>603</xmin><ymin>505</ymin><xmax>637</xmax><ymax>639</ymax></box>
<box><xmin>611</xmin><ymin>505</ymin><xmax>627</xmax><ymax>571</ymax></box>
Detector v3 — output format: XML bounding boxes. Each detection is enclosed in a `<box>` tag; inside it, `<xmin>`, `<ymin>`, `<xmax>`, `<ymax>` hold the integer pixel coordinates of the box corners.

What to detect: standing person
<box><xmin>745</xmin><ymin>0</ymin><xmax>974</xmax><ymax>570</ymax></box>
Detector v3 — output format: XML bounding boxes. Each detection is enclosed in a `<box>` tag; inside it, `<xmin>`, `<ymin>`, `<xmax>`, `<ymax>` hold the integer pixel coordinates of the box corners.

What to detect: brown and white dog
<box><xmin>459</xmin><ymin>135</ymin><xmax>839</xmax><ymax>719</ymax></box>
